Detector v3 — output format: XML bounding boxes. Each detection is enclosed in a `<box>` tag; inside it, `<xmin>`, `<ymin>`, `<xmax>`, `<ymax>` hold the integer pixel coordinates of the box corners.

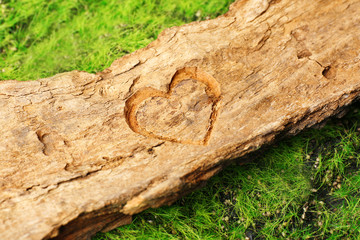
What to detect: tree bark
<box><xmin>1</xmin><ymin>0</ymin><xmax>360</xmax><ymax>239</ymax></box>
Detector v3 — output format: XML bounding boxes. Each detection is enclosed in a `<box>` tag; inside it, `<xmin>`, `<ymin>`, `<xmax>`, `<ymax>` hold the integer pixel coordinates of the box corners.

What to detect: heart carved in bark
<box><xmin>124</xmin><ymin>67</ymin><xmax>221</xmax><ymax>145</ymax></box>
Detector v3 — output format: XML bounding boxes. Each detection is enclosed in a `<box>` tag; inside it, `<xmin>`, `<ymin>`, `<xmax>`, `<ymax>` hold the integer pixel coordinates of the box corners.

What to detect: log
<box><xmin>1</xmin><ymin>0</ymin><xmax>360</xmax><ymax>239</ymax></box>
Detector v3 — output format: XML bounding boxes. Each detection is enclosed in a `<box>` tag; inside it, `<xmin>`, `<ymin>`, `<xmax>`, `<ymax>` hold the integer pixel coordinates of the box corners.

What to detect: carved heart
<box><xmin>124</xmin><ymin>67</ymin><xmax>221</xmax><ymax>145</ymax></box>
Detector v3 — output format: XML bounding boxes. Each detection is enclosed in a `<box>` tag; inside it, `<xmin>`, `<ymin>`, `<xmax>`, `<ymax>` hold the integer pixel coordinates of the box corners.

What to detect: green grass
<box><xmin>0</xmin><ymin>0</ymin><xmax>232</xmax><ymax>80</ymax></box>
<box><xmin>2</xmin><ymin>0</ymin><xmax>360</xmax><ymax>239</ymax></box>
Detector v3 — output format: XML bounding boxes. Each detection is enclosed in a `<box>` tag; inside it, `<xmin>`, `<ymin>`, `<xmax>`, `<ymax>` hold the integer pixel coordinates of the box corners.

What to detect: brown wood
<box><xmin>1</xmin><ymin>0</ymin><xmax>360</xmax><ymax>239</ymax></box>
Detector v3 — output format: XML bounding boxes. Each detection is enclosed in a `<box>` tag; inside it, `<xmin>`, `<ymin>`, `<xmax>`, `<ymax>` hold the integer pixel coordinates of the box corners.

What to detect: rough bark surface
<box><xmin>1</xmin><ymin>0</ymin><xmax>360</xmax><ymax>239</ymax></box>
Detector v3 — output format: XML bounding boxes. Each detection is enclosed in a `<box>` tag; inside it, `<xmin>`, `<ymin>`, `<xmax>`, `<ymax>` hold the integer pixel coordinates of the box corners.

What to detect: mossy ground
<box><xmin>2</xmin><ymin>0</ymin><xmax>360</xmax><ymax>239</ymax></box>
<box><xmin>0</xmin><ymin>0</ymin><xmax>232</xmax><ymax>80</ymax></box>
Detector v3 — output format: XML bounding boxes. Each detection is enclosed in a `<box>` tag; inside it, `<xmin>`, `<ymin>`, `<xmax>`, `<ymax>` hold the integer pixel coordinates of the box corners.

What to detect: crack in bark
<box><xmin>124</xmin><ymin>76</ymin><xmax>141</xmax><ymax>99</ymax></box>
<box><xmin>46</xmin><ymin>167</ymin><xmax>104</xmax><ymax>195</ymax></box>
<box><xmin>35</xmin><ymin>130</ymin><xmax>48</xmax><ymax>156</ymax></box>
<box><xmin>147</xmin><ymin>141</ymin><xmax>165</xmax><ymax>155</ymax></box>
<box><xmin>248</xmin><ymin>0</ymin><xmax>272</xmax><ymax>23</ymax></box>
<box><xmin>252</xmin><ymin>23</ymin><xmax>272</xmax><ymax>51</ymax></box>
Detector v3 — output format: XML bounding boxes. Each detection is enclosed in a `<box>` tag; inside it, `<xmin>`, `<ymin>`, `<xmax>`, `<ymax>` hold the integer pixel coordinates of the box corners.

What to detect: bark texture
<box><xmin>1</xmin><ymin>0</ymin><xmax>360</xmax><ymax>239</ymax></box>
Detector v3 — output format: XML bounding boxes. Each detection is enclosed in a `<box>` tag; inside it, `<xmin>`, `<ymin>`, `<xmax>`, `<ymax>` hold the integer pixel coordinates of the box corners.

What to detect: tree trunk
<box><xmin>1</xmin><ymin>0</ymin><xmax>360</xmax><ymax>239</ymax></box>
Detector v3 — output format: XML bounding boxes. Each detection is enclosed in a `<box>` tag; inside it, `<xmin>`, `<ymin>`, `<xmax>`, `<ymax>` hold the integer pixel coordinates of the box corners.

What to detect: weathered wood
<box><xmin>1</xmin><ymin>0</ymin><xmax>360</xmax><ymax>239</ymax></box>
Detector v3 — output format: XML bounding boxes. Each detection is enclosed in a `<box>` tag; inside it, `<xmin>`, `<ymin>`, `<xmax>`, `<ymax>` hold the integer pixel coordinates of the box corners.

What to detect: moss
<box><xmin>0</xmin><ymin>0</ymin><xmax>233</xmax><ymax>81</ymax></box>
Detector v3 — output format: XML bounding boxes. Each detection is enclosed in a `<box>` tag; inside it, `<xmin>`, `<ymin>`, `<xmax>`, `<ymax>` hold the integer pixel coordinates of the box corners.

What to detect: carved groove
<box><xmin>124</xmin><ymin>67</ymin><xmax>222</xmax><ymax>145</ymax></box>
